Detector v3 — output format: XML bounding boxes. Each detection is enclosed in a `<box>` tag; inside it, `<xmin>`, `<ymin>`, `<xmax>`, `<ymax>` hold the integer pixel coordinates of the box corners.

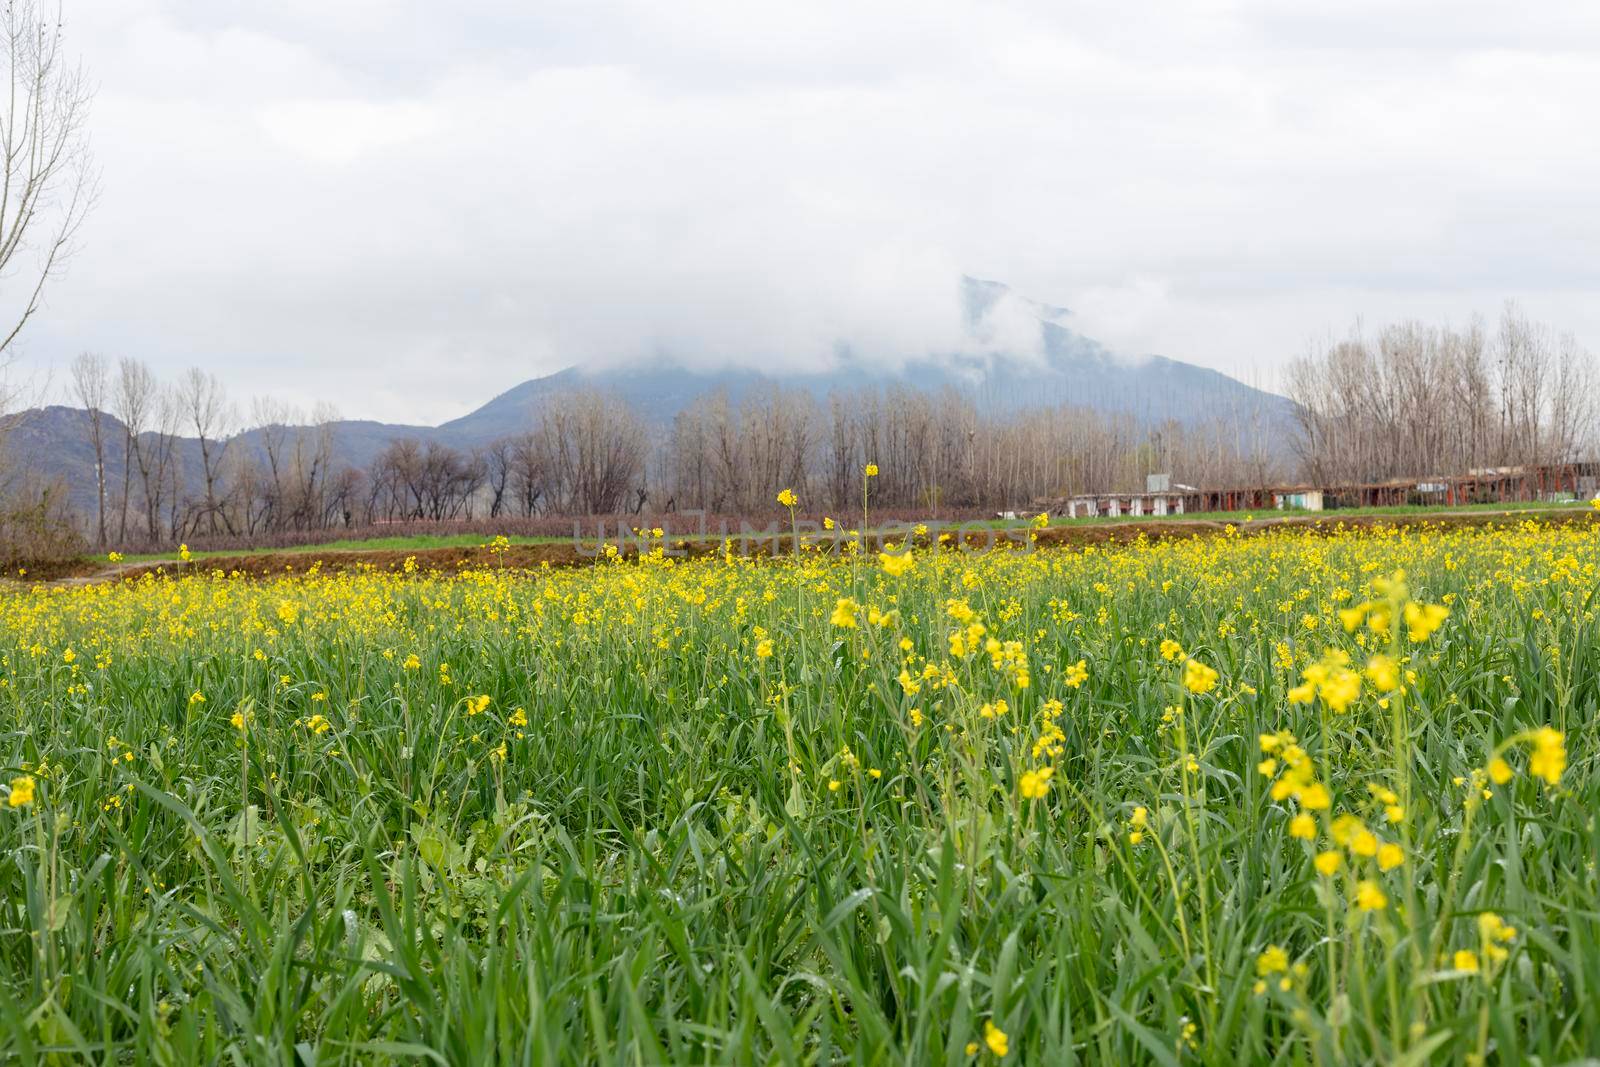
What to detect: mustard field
<box><xmin>3</xmin><ymin>518</ymin><xmax>1599</xmax><ymax>1064</ymax></box>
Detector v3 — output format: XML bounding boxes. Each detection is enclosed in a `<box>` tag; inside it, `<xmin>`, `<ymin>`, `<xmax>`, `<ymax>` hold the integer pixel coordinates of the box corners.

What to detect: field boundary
<box><xmin>9</xmin><ymin>504</ymin><xmax>1590</xmax><ymax>588</ymax></box>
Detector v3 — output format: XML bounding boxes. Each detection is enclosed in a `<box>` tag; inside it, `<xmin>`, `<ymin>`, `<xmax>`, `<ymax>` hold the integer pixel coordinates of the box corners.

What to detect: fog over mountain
<box><xmin>8</xmin><ymin>277</ymin><xmax>1293</xmax><ymax>515</ymax></box>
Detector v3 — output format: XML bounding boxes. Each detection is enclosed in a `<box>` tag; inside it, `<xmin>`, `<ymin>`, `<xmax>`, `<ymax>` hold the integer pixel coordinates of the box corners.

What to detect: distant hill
<box><xmin>4</xmin><ymin>277</ymin><xmax>1295</xmax><ymax>515</ymax></box>
<box><xmin>440</xmin><ymin>277</ymin><xmax>1290</xmax><ymax>436</ymax></box>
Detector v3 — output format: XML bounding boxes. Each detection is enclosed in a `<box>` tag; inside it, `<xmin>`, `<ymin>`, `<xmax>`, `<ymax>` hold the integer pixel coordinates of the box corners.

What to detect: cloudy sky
<box><xmin>15</xmin><ymin>1</ymin><xmax>1600</xmax><ymax>424</ymax></box>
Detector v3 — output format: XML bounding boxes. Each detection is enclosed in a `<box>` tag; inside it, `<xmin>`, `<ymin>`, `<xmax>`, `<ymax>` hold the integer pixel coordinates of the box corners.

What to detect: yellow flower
<box><xmin>178</xmin><ymin>543</ymin><xmax>191</xmax><ymax>562</ymax></box>
<box><xmin>1528</xmin><ymin>727</ymin><xmax>1566</xmax><ymax>786</ymax></box>
<box><xmin>1298</xmin><ymin>782</ymin><xmax>1331</xmax><ymax>811</ymax></box>
<box><xmin>1062</xmin><ymin>660</ymin><xmax>1089</xmax><ymax>688</ymax></box>
<box><xmin>1314</xmin><ymin>850</ymin><xmax>1342</xmax><ymax>876</ymax></box>
<box><xmin>7</xmin><ymin>775</ymin><xmax>35</xmax><ymax>808</ymax></box>
<box><xmin>1289</xmin><ymin>813</ymin><xmax>1317</xmax><ymax>840</ymax></box>
<box><xmin>1479</xmin><ymin>912</ymin><xmax>1516</xmax><ymax>961</ymax></box>
<box><xmin>305</xmin><ymin>714</ymin><xmax>331</xmax><ymax>735</ymax></box>
<box><xmin>777</xmin><ymin>488</ymin><xmax>797</xmax><ymax>509</ymax></box>
<box><xmin>1319</xmin><ymin>668</ymin><xmax>1362</xmax><ymax>713</ymax></box>
<box><xmin>1329</xmin><ymin>813</ymin><xmax>1362</xmax><ymax>846</ymax></box>
<box><xmin>879</xmin><ymin>550</ymin><xmax>915</xmax><ymax>577</ymax></box>
<box><xmin>1377</xmin><ymin>843</ymin><xmax>1404</xmax><ymax>870</ymax></box>
<box><xmin>1159</xmin><ymin>639</ymin><xmax>1184</xmax><ymax>662</ymax></box>
<box><xmin>1487</xmin><ymin>757</ymin><xmax>1513</xmax><ymax>785</ymax></box>
<box><xmin>188</xmin><ymin>691</ymin><xmax>206</xmax><ymax>706</ymax></box>
<box><xmin>983</xmin><ymin>1019</ymin><xmax>1009</xmax><ymax>1057</ymax></box>
<box><xmin>230</xmin><ymin>710</ymin><xmax>249</xmax><ymax>730</ymax></box>
<box><xmin>1453</xmin><ymin>949</ymin><xmax>1480</xmax><ymax>973</ymax></box>
<box><xmin>1256</xmin><ymin>944</ymin><xmax>1289</xmax><ymax>976</ymax></box>
<box><xmin>863</xmin><ymin>463</ymin><xmax>878</xmax><ymax>477</ymax></box>
<box><xmin>1019</xmin><ymin>767</ymin><xmax>1052</xmax><ymax>799</ymax></box>
<box><xmin>830</xmin><ymin>598</ymin><xmax>859</xmax><ymax>629</ymax></box>
<box><xmin>402</xmin><ymin>654</ymin><xmax>421</xmax><ymax>670</ymax></box>
<box><xmin>1363</xmin><ymin>654</ymin><xmax>1398</xmax><ymax>692</ymax></box>
<box><xmin>1182</xmin><ymin>658</ymin><xmax>1219</xmax><ymax>694</ymax></box>
<box><xmin>756</xmin><ymin>638</ymin><xmax>774</xmax><ymax>659</ymax></box>
<box><xmin>107</xmin><ymin>551</ymin><xmax>123</xmax><ymax>563</ymax></box>
<box><xmin>1354</xmin><ymin>880</ymin><xmax>1387</xmax><ymax>911</ymax></box>
<box><xmin>1403</xmin><ymin>601</ymin><xmax>1449</xmax><ymax>642</ymax></box>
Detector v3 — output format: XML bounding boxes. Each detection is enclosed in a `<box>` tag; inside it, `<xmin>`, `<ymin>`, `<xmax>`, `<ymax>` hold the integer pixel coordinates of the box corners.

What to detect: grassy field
<box><xmin>4</xmin><ymin>518</ymin><xmax>1599</xmax><ymax>1062</ymax></box>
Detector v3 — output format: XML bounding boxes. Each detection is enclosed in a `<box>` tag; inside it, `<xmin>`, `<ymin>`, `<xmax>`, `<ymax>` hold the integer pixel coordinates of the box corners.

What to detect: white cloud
<box><xmin>257</xmin><ymin>100</ymin><xmax>444</xmax><ymax>165</ymax></box>
<box><xmin>15</xmin><ymin>0</ymin><xmax>1600</xmax><ymax>422</ymax></box>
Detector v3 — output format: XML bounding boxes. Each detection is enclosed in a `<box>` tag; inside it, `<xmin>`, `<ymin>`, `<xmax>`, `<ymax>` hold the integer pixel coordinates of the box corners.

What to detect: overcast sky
<box><xmin>15</xmin><ymin>1</ymin><xmax>1600</xmax><ymax>425</ymax></box>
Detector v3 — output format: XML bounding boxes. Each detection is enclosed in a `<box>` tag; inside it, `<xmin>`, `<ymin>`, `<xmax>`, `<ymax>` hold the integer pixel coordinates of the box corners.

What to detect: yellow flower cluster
<box><xmin>6</xmin><ymin>775</ymin><xmax>34</xmax><ymax>808</ymax></box>
<box><xmin>1287</xmin><ymin>650</ymin><xmax>1362</xmax><ymax>711</ymax></box>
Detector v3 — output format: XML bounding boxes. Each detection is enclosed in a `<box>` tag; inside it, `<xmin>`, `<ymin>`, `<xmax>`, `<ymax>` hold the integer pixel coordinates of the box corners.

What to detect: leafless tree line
<box><xmin>1285</xmin><ymin>304</ymin><xmax>1598</xmax><ymax>485</ymax></box>
<box><xmin>663</xmin><ymin>382</ymin><xmax>1285</xmax><ymax>513</ymax></box>
<box><xmin>62</xmin><ymin>305</ymin><xmax>1598</xmax><ymax>552</ymax></box>
<box><xmin>68</xmin><ymin>354</ymin><xmax>359</xmax><ymax>546</ymax></box>
<box><xmin>69</xmin><ymin>361</ymin><xmax>1291</xmax><ymax>551</ymax></box>
<box><xmin>366</xmin><ymin>390</ymin><xmax>648</xmax><ymax>522</ymax></box>
<box><xmin>372</xmin><ymin>383</ymin><xmax>1283</xmax><ymax>524</ymax></box>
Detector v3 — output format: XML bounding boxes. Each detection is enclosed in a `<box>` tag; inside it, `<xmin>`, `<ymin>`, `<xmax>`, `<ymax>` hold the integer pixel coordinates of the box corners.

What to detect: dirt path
<box><xmin>7</xmin><ymin>506</ymin><xmax>1595</xmax><ymax>590</ymax></box>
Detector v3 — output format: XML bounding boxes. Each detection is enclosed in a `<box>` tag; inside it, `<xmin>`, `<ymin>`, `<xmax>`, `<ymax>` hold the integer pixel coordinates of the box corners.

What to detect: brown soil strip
<box><xmin>10</xmin><ymin>507</ymin><xmax>1596</xmax><ymax>589</ymax></box>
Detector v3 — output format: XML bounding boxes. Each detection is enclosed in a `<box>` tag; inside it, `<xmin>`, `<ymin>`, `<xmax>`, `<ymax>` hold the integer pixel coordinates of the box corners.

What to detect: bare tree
<box><xmin>483</xmin><ymin>437</ymin><xmax>513</xmax><ymax>517</ymax></box>
<box><xmin>179</xmin><ymin>367</ymin><xmax>235</xmax><ymax>534</ymax></box>
<box><xmin>138</xmin><ymin>383</ymin><xmax>181</xmax><ymax>540</ymax></box>
<box><xmin>0</xmin><ymin>2</ymin><xmax>95</xmax><ymax>359</ymax></box>
<box><xmin>534</xmin><ymin>389</ymin><xmax>647</xmax><ymax>514</ymax></box>
<box><xmin>509</xmin><ymin>431</ymin><xmax>545</xmax><ymax>515</ymax></box>
<box><xmin>1549</xmin><ymin>331</ymin><xmax>1596</xmax><ymax>465</ymax></box>
<box><xmin>68</xmin><ymin>349</ymin><xmax>106</xmax><ymax>544</ymax></box>
<box><xmin>1287</xmin><ymin>307</ymin><xmax>1597</xmax><ymax>490</ymax></box>
<box><xmin>111</xmin><ymin>357</ymin><xmax>153</xmax><ymax>541</ymax></box>
<box><xmin>249</xmin><ymin>395</ymin><xmax>293</xmax><ymax>528</ymax></box>
<box><xmin>286</xmin><ymin>402</ymin><xmax>338</xmax><ymax>529</ymax></box>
